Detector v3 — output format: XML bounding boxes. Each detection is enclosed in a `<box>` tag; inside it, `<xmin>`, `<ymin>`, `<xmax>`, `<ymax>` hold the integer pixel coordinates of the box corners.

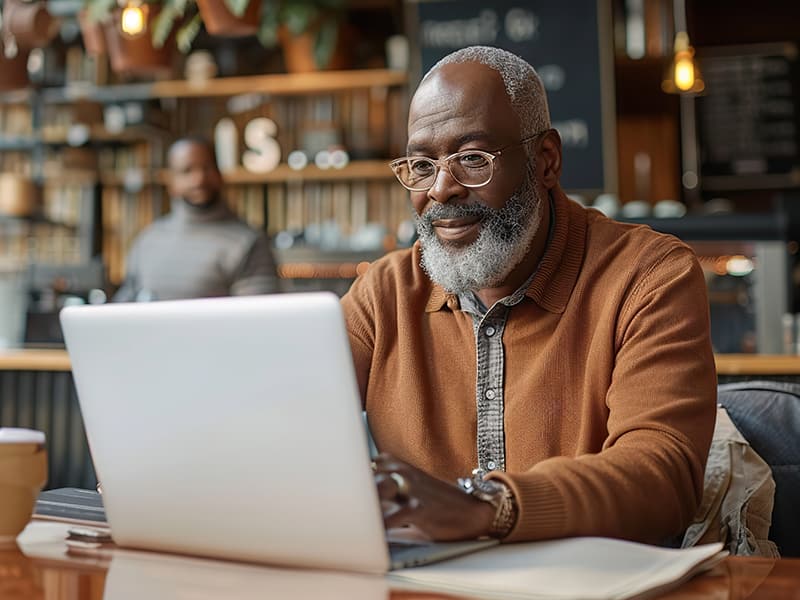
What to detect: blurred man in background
<box><xmin>114</xmin><ymin>137</ymin><xmax>279</xmax><ymax>302</ymax></box>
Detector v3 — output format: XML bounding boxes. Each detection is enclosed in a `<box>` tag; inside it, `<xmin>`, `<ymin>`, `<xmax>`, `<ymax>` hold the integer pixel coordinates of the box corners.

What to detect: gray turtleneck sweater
<box><xmin>113</xmin><ymin>198</ymin><xmax>280</xmax><ymax>302</ymax></box>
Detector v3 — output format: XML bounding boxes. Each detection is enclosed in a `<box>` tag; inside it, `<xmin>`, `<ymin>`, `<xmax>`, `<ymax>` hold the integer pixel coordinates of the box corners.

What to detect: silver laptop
<box><xmin>60</xmin><ymin>292</ymin><xmax>495</xmax><ymax>573</ymax></box>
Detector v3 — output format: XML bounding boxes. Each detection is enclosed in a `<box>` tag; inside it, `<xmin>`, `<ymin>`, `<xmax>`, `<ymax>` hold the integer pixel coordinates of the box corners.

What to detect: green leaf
<box><xmin>151</xmin><ymin>5</ymin><xmax>179</xmax><ymax>48</ymax></box>
<box><xmin>176</xmin><ymin>13</ymin><xmax>203</xmax><ymax>53</ymax></box>
<box><xmin>257</xmin><ymin>5</ymin><xmax>279</xmax><ymax>47</ymax></box>
<box><xmin>170</xmin><ymin>0</ymin><xmax>191</xmax><ymax>14</ymax></box>
<box><xmin>224</xmin><ymin>0</ymin><xmax>250</xmax><ymax>18</ymax></box>
<box><xmin>85</xmin><ymin>0</ymin><xmax>117</xmax><ymax>23</ymax></box>
<box><xmin>284</xmin><ymin>4</ymin><xmax>317</xmax><ymax>35</ymax></box>
<box><xmin>314</xmin><ymin>17</ymin><xmax>337</xmax><ymax>68</ymax></box>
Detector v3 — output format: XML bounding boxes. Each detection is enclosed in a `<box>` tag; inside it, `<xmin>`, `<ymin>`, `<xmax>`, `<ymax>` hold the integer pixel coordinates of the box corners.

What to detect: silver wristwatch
<box><xmin>457</xmin><ymin>474</ymin><xmax>506</xmax><ymax>508</ymax></box>
<box><xmin>457</xmin><ymin>471</ymin><xmax>517</xmax><ymax>538</ymax></box>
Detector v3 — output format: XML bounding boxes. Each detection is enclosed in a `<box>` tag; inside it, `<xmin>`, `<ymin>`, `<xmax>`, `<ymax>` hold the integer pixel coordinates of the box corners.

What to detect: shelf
<box><xmin>100</xmin><ymin>160</ymin><xmax>395</xmax><ymax>187</ymax></box>
<box><xmin>0</xmin><ymin>88</ymin><xmax>32</xmax><ymax>105</ymax></box>
<box><xmin>0</xmin><ymin>136</ymin><xmax>38</xmax><ymax>150</ymax></box>
<box><xmin>41</xmin><ymin>69</ymin><xmax>409</xmax><ymax>104</ymax></box>
<box><xmin>223</xmin><ymin>162</ymin><xmax>395</xmax><ymax>184</ymax></box>
<box><xmin>42</xmin><ymin>170</ymin><xmax>99</xmax><ymax>185</ymax></box>
<box><xmin>274</xmin><ymin>248</ymin><xmax>388</xmax><ymax>279</ymax></box>
<box><xmin>701</xmin><ymin>171</ymin><xmax>800</xmax><ymax>192</ymax></box>
<box><xmin>0</xmin><ymin>213</ymin><xmax>80</xmax><ymax>229</ymax></box>
<box><xmin>41</xmin><ymin>125</ymin><xmax>168</xmax><ymax>145</ymax></box>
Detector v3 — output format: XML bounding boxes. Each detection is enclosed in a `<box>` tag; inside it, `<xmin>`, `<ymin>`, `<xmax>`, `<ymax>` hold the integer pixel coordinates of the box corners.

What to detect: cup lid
<box><xmin>0</xmin><ymin>428</ymin><xmax>46</xmax><ymax>444</ymax></box>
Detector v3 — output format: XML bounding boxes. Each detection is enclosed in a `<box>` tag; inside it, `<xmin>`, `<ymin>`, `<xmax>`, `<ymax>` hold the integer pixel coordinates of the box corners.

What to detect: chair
<box><xmin>717</xmin><ymin>381</ymin><xmax>800</xmax><ymax>557</ymax></box>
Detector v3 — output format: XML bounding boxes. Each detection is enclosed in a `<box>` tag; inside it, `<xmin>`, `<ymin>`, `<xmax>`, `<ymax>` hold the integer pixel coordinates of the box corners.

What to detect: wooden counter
<box><xmin>0</xmin><ymin>348</ymin><xmax>72</xmax><ymax>371</ymax></box>
<box><xmin>5</xmin><ymin>349</ymin><xmax>800</xmax><ymax>376</ymax></box>
<box><xmin>714</xmin><ymin>354</ymin><xmax>800</xmax><ymax>375</ymax></box>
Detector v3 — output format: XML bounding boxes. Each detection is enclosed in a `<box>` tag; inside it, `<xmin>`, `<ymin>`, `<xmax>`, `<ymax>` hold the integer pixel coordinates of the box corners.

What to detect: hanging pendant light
<box><xmin>662</xmin><ymin>31</ymin><xmax>704</xmax><ymax>94</ymax></box>
<box><xmin>120</xmin><ymin>0</ymin><xmax>147</xmax><ymax>37</ymax></box>
<box><xmin>662</xmin><ymin>0</ymin><xmax>704</xmax><ymax>95</ymax></box>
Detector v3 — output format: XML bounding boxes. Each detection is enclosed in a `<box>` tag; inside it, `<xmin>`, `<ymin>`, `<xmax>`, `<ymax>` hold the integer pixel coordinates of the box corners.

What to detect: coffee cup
<box><xmin>0</xmin><ymin>429</ymin><xmax>47</xmax><ymax>548</ymax></box>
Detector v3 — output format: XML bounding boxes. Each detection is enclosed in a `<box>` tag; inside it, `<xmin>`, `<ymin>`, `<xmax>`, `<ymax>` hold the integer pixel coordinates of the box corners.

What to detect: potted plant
<box><xmin>258</xmin><ymin>0</ymin><xmax>348</xmax><ymax>72</ymax></box>
<box><xmin>1</xmin><ymin>0</ymin><xmax>60</xmax><ymax>52</ymax></box>
<box><xmin>80</xmin><ymin>0</ymin><xmax>349</xmax><ymax>74</ymax></box>
<box><xmin>193</xmin><ymin>0</ymin><xmax>260</xmax><ymax>36</ymax></box>
<box><xmin>80</xmin><ymin>0</ymin><xmax>183</xmax><ymax>74</ymax></box>
<box><xmin>176</xmin><ymin>0</ymin><xmax>349</xmax><ymax>71</ymax></box>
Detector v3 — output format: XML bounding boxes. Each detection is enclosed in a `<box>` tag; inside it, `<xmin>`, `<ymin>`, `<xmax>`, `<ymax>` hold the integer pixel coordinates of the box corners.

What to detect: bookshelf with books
<box><xmin>0</xmin><ymin>99</ymin><xmax>96</xmax><ymax>272</ymax></box>
<box><xmin>1</xmin><ymin>69</ymin><xmax>411</xmax><ymax>295</ymax></box>
<box><xmin>64</xmin><ymin>69</ymin><xmax>410</xmax><ymax>292</ymax></box>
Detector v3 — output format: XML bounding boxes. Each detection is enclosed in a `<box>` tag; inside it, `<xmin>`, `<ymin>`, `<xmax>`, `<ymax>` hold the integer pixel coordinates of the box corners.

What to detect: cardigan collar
<box><xmin>424</xmin><ymin>187</ymin><xmax>587</xmax><ymax>314</ymax></box>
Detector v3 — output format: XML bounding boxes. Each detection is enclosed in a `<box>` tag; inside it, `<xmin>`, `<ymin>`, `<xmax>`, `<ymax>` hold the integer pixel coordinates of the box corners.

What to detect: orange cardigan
<box><xmin>342</xmin><ymin>189</ymin><xmax>717</xmax><ymax>544</ymax></box>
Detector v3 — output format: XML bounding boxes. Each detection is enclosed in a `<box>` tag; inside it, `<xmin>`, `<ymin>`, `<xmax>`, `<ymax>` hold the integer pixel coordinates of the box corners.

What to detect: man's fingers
<box><xmin>375</xmin><ymin>471</ymin><xmax>412</xmax><ymax>502</ymax></box>
<box><xmin>382</xmin><ymin>496</ymin><xmax>421</xmax><ymax>529</ymax></box>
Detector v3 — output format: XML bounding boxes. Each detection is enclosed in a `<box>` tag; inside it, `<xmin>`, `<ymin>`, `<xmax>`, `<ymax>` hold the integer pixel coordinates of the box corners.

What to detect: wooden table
<box><xmin>4</xmin><ymin>521</ymin><xmax>800</xmax><ymax>600</ymax></box>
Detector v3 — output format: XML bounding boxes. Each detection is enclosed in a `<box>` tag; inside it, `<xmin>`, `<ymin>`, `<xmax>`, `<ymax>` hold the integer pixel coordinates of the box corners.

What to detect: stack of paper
<box><xmin>389</xmin><ymin>537</ymin><xmax>726</xmax><ymax>600</ymax></box>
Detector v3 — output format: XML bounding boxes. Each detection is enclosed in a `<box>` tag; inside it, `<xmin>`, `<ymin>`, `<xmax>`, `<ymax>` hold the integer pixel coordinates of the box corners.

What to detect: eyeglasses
<box><xmin>389</xmin><ymin>132</ymin><xmax>544</xmax><ymax>192</ymax></box>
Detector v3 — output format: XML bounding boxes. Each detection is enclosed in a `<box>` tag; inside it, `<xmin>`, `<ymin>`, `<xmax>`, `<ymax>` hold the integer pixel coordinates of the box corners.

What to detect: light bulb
<box><xmin>661</xmin><ymin>31</ymin><xmax>705</xmax><ymax>94</ymax></box>
<box><xmin>674</xmin><ymin>53</ymin><xmax>695</xmax><ymax>91</ymax></box>
<box><xmin>120</xmin><ymin>3</ymin><xmax>146</xmax><ymax>37</ymax></box>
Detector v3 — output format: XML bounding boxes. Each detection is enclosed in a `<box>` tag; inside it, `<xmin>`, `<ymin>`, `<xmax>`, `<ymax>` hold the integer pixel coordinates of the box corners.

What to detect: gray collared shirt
<box><xmin>456</xmin><ymin>199</ymin><xmax>554</xmax><ymax>477</ymax></box>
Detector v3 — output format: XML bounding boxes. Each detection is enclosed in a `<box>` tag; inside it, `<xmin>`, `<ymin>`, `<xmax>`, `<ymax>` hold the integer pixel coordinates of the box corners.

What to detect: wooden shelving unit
<box><xmin>41</xmin><ymin>69</ymin><xmax>408</xmax><ymax>103</ymax></box>
<box><xmin>2</xmin><ymin>53</ymin><xmax>411</xmax><ymax>291</ymax></box>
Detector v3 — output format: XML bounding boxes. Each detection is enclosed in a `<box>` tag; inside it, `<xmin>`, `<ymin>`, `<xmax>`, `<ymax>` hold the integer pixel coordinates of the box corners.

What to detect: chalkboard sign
<box><xmin>696</xmin><ymin>43</ymin><xmax>800</xmax><ymax>191</ymax></box>
<box><xmin>409</xmin><ymin>0</ymin><xmax>615</xmax><ymax>194</ymax></box>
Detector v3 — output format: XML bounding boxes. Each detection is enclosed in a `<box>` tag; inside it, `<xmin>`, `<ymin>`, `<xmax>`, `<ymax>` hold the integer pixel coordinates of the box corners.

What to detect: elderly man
<box><xmin>114</xmin><ymin>137</ymin><xmax>279</xmax><ymax>302</ymax></box>
<box><xmin>341</xmin><ymin>46</ymin><xmax>716</xmax><ymax>544</ymax></box>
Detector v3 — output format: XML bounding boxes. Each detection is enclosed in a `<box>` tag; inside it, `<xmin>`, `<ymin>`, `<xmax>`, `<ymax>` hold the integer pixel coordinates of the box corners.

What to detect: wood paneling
<box><xmin>616</xmin><ymin>112</ymin><xmax>681</xmax><ymax>204</ymax></box>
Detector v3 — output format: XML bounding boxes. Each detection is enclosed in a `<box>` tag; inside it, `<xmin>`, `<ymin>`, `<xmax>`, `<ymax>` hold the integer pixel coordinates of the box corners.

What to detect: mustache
<box><xmin>421</xmin><ymin>202</ymin><xmax>494</xmax><ymax>223</ymax></box>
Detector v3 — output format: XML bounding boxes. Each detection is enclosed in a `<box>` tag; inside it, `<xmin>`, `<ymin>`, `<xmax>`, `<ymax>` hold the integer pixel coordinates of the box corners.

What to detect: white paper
<box><xmin>389</xmin><ymin>537</ymin><xmax>726</xmax><ymax>600</ymax></box>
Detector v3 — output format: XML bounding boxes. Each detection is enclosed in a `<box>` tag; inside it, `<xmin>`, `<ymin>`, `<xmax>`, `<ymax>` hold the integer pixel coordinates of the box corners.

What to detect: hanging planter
<box><xmin>258</xmin><ymin>0</ymin><xmax>348</xmax><ymax>73</ymax></box>
<box><xmin>195</xmin><ymin>0</ymin><xmax>260</xmax><ymax>36</ymax></box>
<box><xmin>0</xmin><ymin>0</ymin><xmax>59</xmax><ymax>52</ymax></box>
<box><xmin>277</xmin><ymin>20</ymin><xmax>350</xmax><ymax>73</ymax></box>
<box><xmin>102</xmin><ymin>6</ymin><xmax>175</xmax><ymax>76</ymax></box>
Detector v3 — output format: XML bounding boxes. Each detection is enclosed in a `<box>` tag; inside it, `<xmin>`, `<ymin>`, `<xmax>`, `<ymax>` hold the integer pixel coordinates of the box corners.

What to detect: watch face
<box><xmin>457</xmin><ymin>476</ymin><xmax>504</xmax><ymax>507</ymax></box>
<box><xmin>474</xmin><ymin>478</ymin><xmax>503</xmax><ymax>495</ymax></box>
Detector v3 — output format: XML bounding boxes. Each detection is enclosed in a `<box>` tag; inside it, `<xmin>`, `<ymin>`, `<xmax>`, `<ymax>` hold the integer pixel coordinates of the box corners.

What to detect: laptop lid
<box><xmin>60</xmin><ymin>292</ymin><xmax>390</xmax><ymax>574</ymax></box>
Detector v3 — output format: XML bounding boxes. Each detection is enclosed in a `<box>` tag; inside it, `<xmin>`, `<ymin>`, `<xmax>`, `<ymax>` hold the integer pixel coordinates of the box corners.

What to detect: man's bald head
<box><xmin>167</xmin><ymin>136</ymin><xmax>218</xmax><ymax>170</ymax></box>
<box><xmin>422</xmin><ymin>46</ymin><xmax>551</xmax><ymax>138</ymax></box>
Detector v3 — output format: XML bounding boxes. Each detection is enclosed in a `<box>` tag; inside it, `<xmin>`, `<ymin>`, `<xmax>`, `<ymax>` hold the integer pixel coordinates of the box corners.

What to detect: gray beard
<box><xmin>413</xmin><ymin>168</ymin><xmax>543</xmax><ymax>294</ymax></box>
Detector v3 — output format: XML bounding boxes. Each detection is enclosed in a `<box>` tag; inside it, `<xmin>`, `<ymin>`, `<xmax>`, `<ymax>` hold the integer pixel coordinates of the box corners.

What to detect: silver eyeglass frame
<box><xmin>388</xmin><ymin>131</ymin><xmax>546</xmax><ymax>192</ymax></box>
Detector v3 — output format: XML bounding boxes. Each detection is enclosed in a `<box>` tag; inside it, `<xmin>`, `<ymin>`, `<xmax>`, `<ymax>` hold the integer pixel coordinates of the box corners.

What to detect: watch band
<box><xmin>457</xmin><ymin>474</ymin><xmax>518</xmax><ymax>538</ymax></box>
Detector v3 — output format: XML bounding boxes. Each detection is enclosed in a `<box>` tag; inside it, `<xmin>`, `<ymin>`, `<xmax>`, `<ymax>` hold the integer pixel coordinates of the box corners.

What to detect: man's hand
<box><xmin>372</xmin><ymin>453</ymin><xmax>496</xmax><ymax>541</ymax></box>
